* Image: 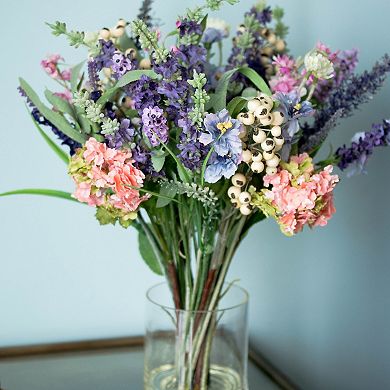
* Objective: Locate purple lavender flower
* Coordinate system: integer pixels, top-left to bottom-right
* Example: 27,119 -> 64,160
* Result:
152,55 -> 180,79
111,52 -> 133,78
248,5 -> 272,25
204,153 -> 240,183
176,45 -> 207,74
226,5 -> 268,82
94,40 -> 116,70
199,109 -> 242,157
105,118 -> 135,149
87,60 -> 100,91
274,92 -> 315,138
177,19 -> 202,37
336,120 -> 390,175
335,49 -> 359,84
176,113 -> 209,170
141,106 -> 169,147
127,75 -> 161,112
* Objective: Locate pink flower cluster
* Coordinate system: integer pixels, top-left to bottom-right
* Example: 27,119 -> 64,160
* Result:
261,154 -> 339,235
54,90 -> 72,103
41,54 -> 71,81
270,54 -> 298,94
71,138 -> 148,212
316,41 -> 339,63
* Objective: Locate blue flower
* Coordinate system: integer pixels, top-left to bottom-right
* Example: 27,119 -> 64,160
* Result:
275,92 -> 315,138
199,109 -> 242,157
204,153 -> 240,183
202,28 -> 224,44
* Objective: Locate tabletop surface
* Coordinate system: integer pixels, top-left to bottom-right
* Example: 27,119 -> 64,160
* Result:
0,347 -> 280,390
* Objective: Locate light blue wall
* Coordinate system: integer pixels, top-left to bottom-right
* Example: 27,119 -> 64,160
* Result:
1,1 -> 389,389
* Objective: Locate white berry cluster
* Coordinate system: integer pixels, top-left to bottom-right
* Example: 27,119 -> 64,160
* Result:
237,93 -> 285,176
228,173 -> 254,216
227,93 -> 286,216
99,19 -> 127,40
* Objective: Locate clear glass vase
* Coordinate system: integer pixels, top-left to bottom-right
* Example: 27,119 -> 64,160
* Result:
144,282 -> 249,390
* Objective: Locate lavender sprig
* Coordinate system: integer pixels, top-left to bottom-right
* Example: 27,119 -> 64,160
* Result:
87,60 -> 100,91
137,0 -> 154,28
335,119 -> 390,174
313,54 -> 390,131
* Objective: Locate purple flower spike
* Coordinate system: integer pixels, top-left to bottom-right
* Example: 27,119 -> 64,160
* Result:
141,106 -> 169,147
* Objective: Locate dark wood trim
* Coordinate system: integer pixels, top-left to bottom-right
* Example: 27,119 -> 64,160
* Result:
0,337 -> 298,389
0,336 -> 143,359
248,346 -> 300,390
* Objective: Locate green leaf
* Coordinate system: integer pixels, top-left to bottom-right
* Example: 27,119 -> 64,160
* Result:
207,67 -> 271,112
19,78 -> 86,144
200,14 -> 208,32
138,227 -> 163,275
241,87 -> 258,98
237,67 -> 272,96
70,61 -> 85,93
207,68 -> 237,112
97,70 -> 159,106
151,154 -> 165,172
44,89 -> 75,118
157,141 -> 191,183
125,185 -> 181,204
156,183 -> 178,208
227,96 -> 248,117
0,189 -> 79,202
27,108 -> 69,164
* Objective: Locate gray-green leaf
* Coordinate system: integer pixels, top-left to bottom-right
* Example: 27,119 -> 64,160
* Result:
207,67 -> 271,112
156,183 -> 178,208
0,188 -> 79,202
70,61 -> 85,93
138,228 -> 163,275
151,154 -> 166,172
44,89 -> 75,118
19,78 -> 86,144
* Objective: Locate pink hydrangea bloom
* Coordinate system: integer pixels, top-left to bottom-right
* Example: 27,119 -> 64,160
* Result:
272,54 -> 296,75
269,74 -> 298,94
70,138 -> 148,213
254,154 -> 339,236
73,182 -> 105,207
313,193 -> 336,227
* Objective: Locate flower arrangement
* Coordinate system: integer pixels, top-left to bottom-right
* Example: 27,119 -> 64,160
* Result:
3,0 -> 390,388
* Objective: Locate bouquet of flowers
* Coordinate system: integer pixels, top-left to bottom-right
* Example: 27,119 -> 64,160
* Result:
4,0 -> 390,388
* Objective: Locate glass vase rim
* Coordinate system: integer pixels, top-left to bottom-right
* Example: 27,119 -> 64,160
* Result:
146,281 -> 249,313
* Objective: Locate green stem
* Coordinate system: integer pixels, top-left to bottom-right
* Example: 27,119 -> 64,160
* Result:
218,41 -> 223,67
190,215 -> 247,370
